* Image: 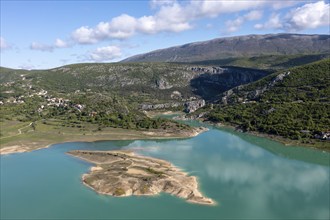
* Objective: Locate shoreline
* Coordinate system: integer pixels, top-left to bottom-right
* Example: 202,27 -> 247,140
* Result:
174,112 -> 329,152
0,126 -> 208,155
206,120 -> 330,152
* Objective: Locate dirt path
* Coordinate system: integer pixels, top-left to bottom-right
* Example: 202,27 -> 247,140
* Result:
0,122 -> 33,139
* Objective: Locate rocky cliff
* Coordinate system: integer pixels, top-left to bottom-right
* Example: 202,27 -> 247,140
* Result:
140,99 -> 206,113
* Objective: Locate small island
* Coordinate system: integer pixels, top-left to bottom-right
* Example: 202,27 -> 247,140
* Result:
67,150 -> 215,205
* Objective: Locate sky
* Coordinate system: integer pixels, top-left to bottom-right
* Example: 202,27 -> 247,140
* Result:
0,0 -> 329,69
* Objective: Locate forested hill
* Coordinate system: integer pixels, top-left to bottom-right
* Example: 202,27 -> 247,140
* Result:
220,59 -> 330,104
205,59 -> 330,149
122,34 -> 330,63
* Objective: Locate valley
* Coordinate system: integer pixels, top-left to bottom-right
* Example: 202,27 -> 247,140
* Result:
1,1 -> 330,218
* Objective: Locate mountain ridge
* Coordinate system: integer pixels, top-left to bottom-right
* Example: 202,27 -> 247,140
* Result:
121,33 -> 330,63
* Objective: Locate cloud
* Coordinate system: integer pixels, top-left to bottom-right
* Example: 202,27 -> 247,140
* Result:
271,0 -> 301,10
72,14 -> 137,44
225,10 -> 263,33
225,18 -> 244,33
54,38 -> 70,48
190,0 -> 265,18
71,3 -> 192,44
0,37 -> 11,50
70,0 -> 287,45
150,0 -> 176,8
244,10 -> 263,21
30,38 -> 71,52
30,42 -> 53,52
47,0 -> 322,46
254,13 -> 283,30
89,46 -> 122,61
255,1 -> 329,31
285,1 -> 330,31
71,26 -> 98,44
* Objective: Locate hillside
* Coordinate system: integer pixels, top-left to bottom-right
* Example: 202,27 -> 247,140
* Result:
0,62 -> 271,149
122,34 -> 330,64
1,42 -> 329,150
0,63 -> 269,104
204,59 -> 330,149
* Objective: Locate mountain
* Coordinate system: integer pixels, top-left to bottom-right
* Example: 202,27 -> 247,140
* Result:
121,34 -> 330,64
204,59 -> 330,149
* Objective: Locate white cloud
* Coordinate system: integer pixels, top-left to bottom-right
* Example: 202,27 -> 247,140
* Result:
105,14 -> 137,38
225,10 -> 263,33
30,42 -> 53,52
244,10 -> 263,21
59,0 -> 321,45
68,0 -> 274,45
54,38 -> 70,48
71,3 -> 192,44
90,46 -> 122,61
72,26 -> 98,44
285,1 -> 330,31
225,18 -> 244,33
153,2 -> 192,32
0,37 -> 11,50
254,23 -> 264,29
271,1 -> 301,10
72,14 -> 137,44
255,1 -> 329,31
254,13 -> 283,30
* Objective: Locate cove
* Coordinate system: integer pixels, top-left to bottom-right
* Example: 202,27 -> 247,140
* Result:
1,125 -> 329,219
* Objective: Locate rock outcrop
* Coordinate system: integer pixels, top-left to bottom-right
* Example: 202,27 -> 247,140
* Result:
140,99 -> 206,113
184,100 -> 206,113
140,102 -> 182,110
68,150 -> 215,205
155,78 -> 172,90
221,71 -> 291,104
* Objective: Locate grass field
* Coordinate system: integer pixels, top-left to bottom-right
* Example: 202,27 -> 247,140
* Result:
0,119 -> 198,154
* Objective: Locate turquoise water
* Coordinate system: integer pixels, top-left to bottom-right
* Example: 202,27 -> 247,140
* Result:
1,126 -> 329,219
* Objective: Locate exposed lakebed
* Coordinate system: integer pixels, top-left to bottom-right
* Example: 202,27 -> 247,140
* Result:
1,124 -> 329,219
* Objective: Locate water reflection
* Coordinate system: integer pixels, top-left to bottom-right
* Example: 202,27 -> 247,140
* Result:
205,155 -> 329,194
119,128 -> 330,219
1,125 -> 329,219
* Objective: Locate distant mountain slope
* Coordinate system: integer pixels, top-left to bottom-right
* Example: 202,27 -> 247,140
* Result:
0,63 -> 269,103
121,34 -> 330,63
205,59 -> 330,149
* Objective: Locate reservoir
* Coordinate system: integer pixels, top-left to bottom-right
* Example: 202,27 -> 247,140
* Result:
1,125 -> 329,219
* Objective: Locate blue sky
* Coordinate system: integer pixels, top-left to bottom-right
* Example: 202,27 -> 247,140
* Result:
1,0 -> 329,69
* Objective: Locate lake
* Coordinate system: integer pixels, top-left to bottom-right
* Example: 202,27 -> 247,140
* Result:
1,125 -> 329,219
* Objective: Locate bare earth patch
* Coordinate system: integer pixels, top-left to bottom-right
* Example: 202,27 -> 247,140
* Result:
67,150 -> 215,206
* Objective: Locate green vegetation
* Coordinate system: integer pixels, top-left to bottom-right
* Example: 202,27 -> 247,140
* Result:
146,167 -> 164,176
1,55 -> 329,151
1,63 -> 195,137
0,93 -> 191,136
123,34 -> 330,64
1,63 -> 198,101
206,59 -> 330,149
191,54 -> 329,70
114,188 -> 126,196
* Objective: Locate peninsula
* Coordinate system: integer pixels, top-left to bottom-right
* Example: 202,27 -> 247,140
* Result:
67,150 -> 215,205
